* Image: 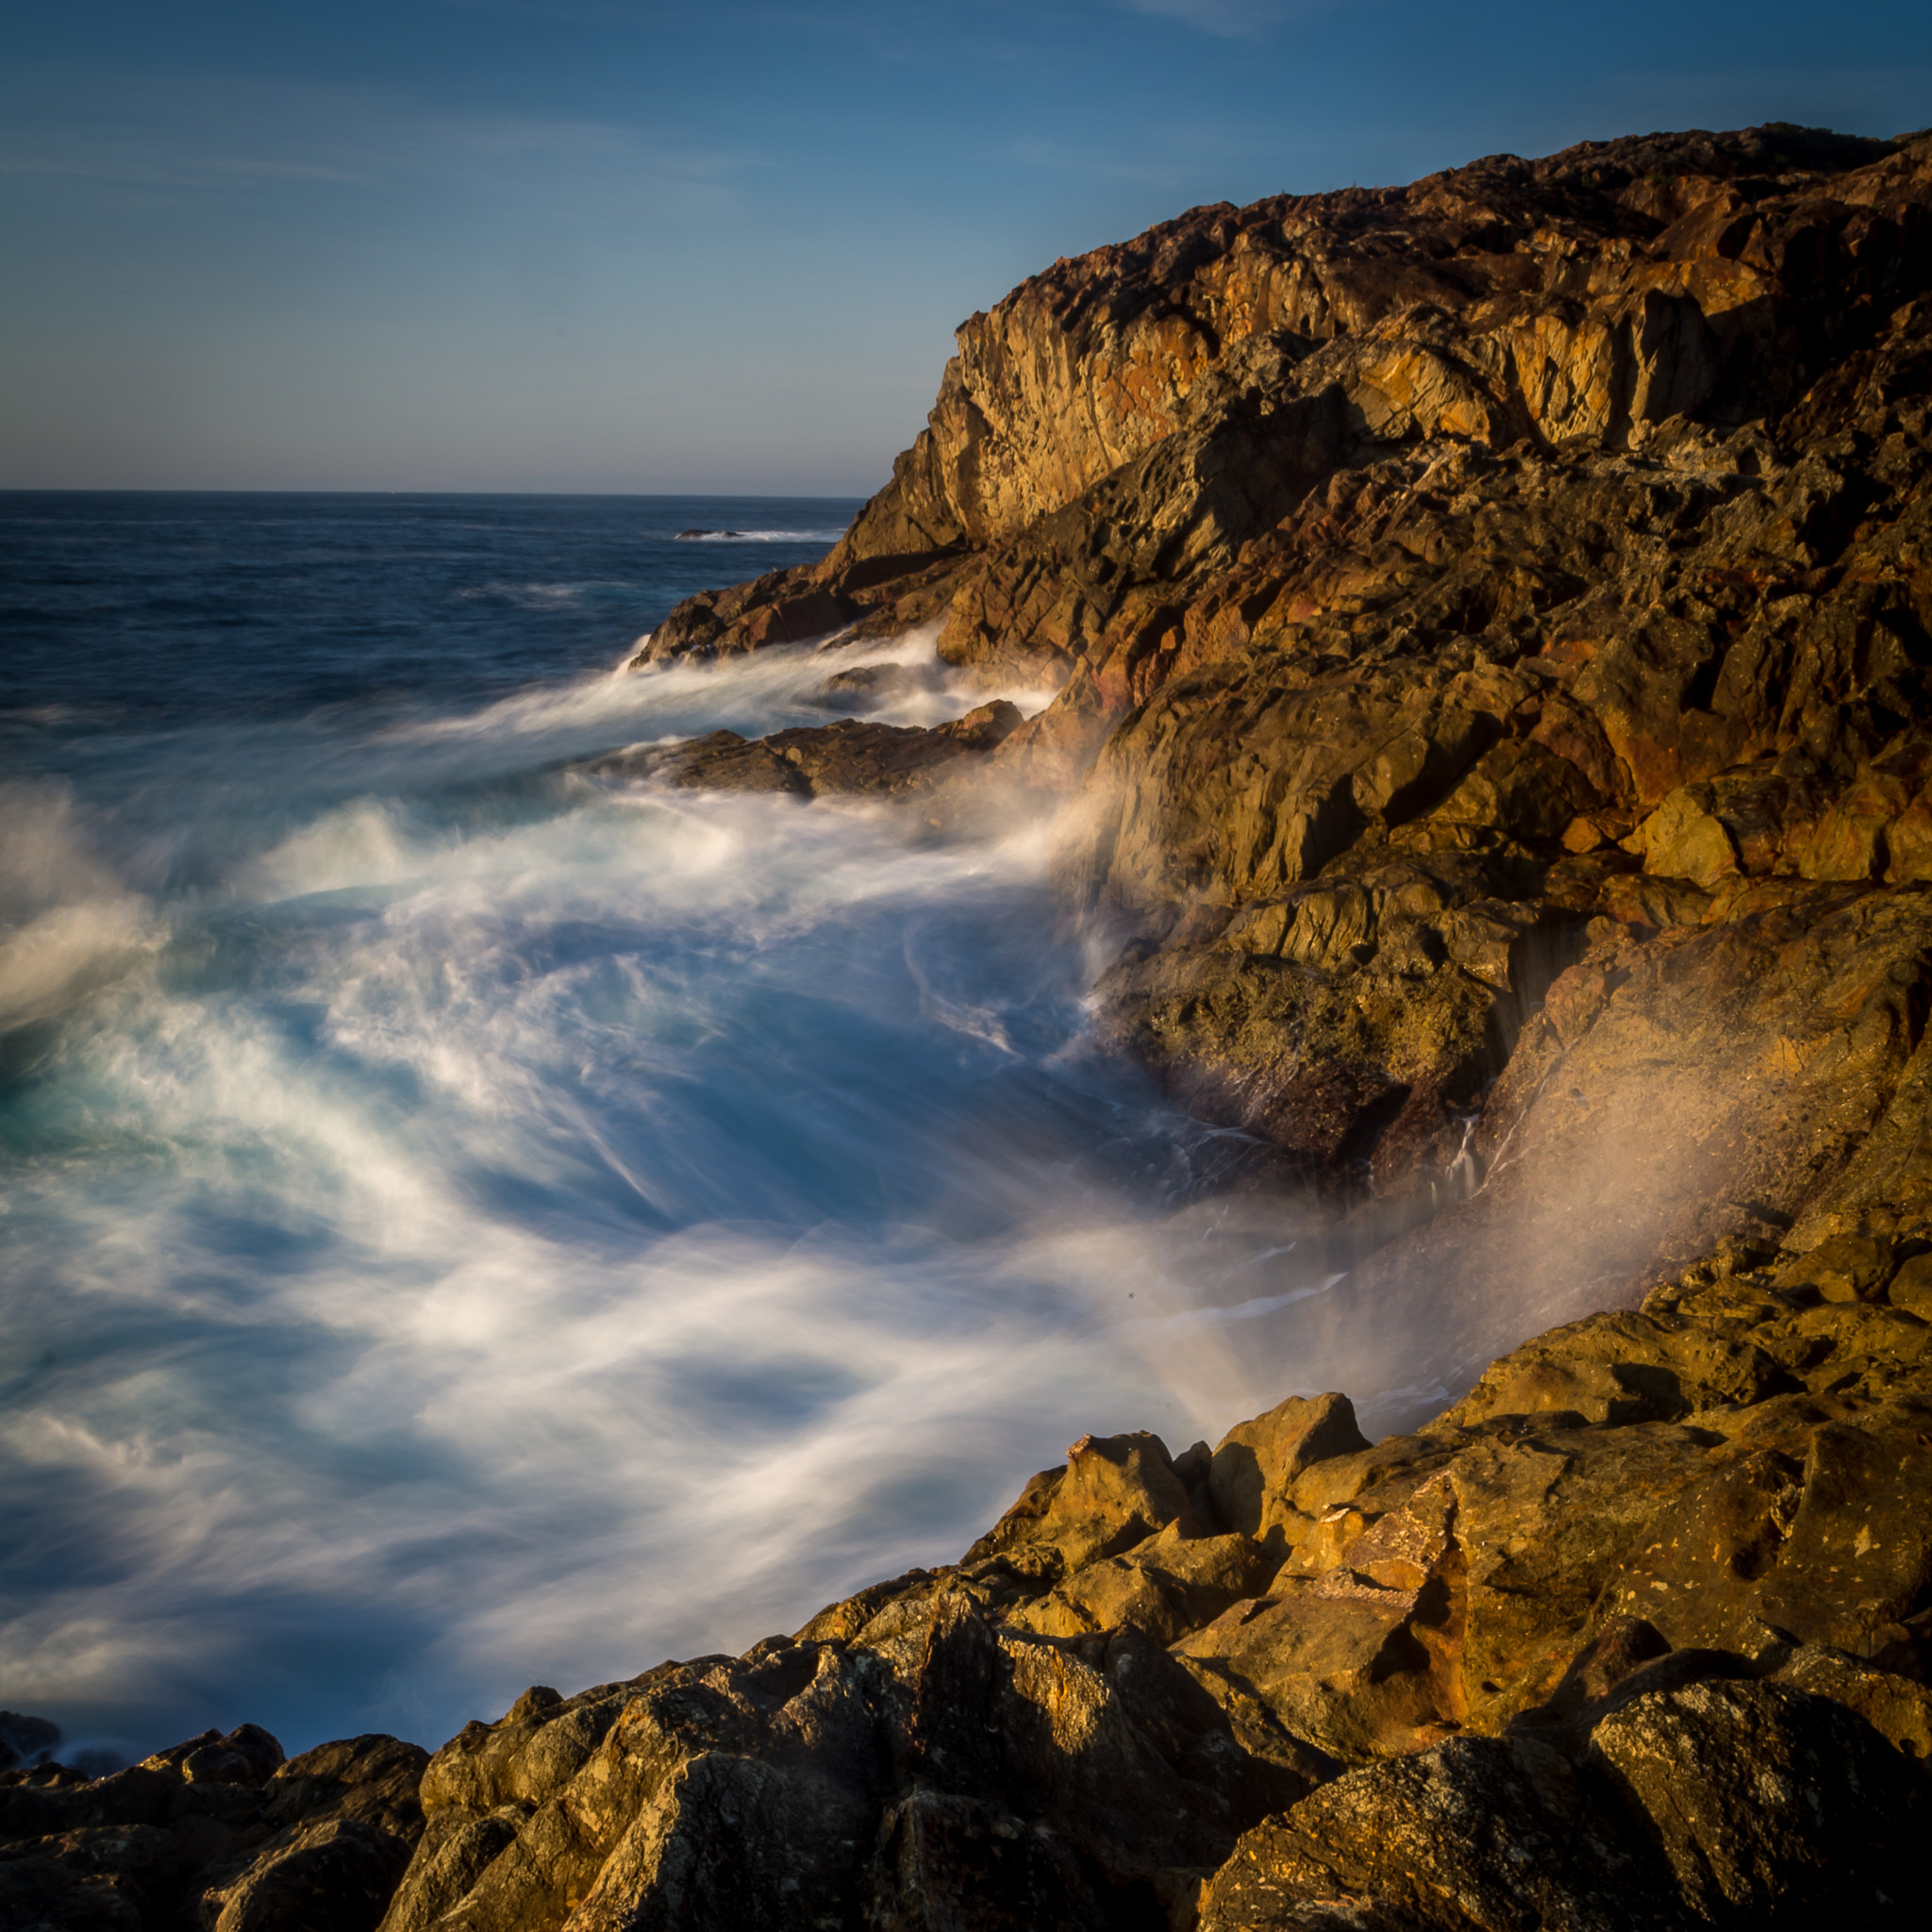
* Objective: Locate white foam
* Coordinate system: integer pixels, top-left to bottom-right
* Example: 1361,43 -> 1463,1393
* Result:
670,529 -> 849,543
2,736 -> 1357,1754
0,784 -> 164,1027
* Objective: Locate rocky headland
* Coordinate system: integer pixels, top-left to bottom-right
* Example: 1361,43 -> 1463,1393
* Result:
9,122 -> 1932,1930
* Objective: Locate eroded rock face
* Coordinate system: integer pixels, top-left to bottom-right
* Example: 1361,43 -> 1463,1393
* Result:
648,123 -> 1926,668
13,1224 -> 1932,1928
363,1592 -> 1318,1932
21,120 -> 1932,1932
632,123 -> 1932,1268
367,1239 -> 1928,1927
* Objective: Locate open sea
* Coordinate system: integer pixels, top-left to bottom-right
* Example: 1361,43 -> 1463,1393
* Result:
0,492 -> 1368,1769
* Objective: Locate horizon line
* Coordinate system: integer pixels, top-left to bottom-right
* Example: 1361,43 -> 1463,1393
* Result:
0,486 -> 874,500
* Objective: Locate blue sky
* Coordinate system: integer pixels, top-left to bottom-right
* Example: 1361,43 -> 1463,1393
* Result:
3,1 -> 1928,492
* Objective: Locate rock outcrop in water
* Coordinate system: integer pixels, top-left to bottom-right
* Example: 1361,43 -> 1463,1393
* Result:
14,123 -> 1932,1930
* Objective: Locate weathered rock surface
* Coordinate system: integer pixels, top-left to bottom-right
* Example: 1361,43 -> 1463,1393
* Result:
586,697 -> 1024,801
633,122 -> 1932,1295
0,1727 -> 425,1932
13,1221 -> 1932,1927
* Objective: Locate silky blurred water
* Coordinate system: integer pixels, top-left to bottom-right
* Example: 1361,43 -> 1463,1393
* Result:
0,494 -> 1359,1767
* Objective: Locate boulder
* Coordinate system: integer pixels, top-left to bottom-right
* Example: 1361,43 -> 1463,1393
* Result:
584,702 -> 1025,802
965,1429 -> 1205,1576
1589,1679 -> 1922,1924
1198,1734 -> 1669,1932
1008,1520 -> 1278,1645
1208,1393 -> 1373,1543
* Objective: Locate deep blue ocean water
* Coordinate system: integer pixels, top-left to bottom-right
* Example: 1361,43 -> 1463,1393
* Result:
0,492 -> 1360,1768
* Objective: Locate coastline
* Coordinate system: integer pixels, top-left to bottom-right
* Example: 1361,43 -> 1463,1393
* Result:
8,119 -> 1932,1930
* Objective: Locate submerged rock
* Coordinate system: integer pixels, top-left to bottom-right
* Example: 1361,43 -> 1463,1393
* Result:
585,699 -> 1024,802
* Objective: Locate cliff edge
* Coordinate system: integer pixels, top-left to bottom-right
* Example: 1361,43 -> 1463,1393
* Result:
635,120 -> 1932,1362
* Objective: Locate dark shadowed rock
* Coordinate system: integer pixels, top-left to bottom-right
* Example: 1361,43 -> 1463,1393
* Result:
584,700 -> 1025,803
363,1589 -> 1314,1932
1200,1732 -> 1676,1932
1589,1678 -> 1922,1924
0,1712 -> 62,1773
0,1728 -> 426,1932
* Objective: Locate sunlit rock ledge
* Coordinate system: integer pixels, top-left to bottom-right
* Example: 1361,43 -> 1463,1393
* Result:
10,118 -> 1932,1929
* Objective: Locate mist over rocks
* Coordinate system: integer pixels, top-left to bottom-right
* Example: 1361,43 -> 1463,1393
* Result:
16,121 -> 1932,1928
636,116 -> 1932,1325
585,698 -> 1025,801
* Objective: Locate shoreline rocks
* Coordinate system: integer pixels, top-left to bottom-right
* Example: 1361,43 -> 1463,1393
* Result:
13,1225 -> 1932,1928
618,117 -> 1932,1354
636,121 -> 1932,1230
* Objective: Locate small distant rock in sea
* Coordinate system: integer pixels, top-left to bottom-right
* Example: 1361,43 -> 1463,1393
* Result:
672,529 -> 744,541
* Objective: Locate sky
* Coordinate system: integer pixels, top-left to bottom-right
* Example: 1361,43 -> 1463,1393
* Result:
2,1 -> 1928,494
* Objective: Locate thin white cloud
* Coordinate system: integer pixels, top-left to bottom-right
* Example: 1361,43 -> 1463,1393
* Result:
1119,0 -> 1311,37
0,66 -> 758,221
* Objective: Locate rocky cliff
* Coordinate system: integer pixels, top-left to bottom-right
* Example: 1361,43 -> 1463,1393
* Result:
10,122 -> 1932,1931
641,118 -> 1932,1381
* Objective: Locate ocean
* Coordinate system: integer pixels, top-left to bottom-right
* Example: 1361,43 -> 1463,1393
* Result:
0,492 -> 1370,1769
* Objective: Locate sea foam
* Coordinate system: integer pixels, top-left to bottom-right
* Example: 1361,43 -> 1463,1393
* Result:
0,639 -> 1331,1763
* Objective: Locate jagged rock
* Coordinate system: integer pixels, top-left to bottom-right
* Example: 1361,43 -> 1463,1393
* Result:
585,700 -> 1024,801
1770,1230 -> 1899,1301
1208,1393 -> 1373,1545
634,123 -> 1932,1250
1200,1674 -> 1924,1930
1008,1519 -> 1278,1645
1437,1309 -> 1790,1428
965,1428 -> 1206,1575
21,1199 -> 1932,1928
1771,1643 -> 1932,1764
367,1591 -> 1313,1932
1885,1250 -> 1932,1314
1588,1678 -> 1921,1924
1198,1733 -> 1675,1932
139,1722 -> 283,1789
0,1730 -> 425,1932
25,119 -> 1932,1932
